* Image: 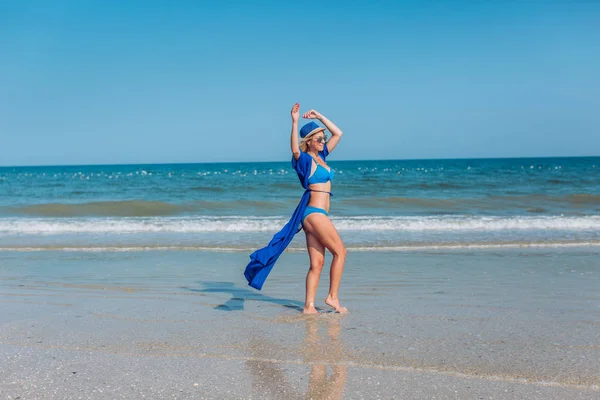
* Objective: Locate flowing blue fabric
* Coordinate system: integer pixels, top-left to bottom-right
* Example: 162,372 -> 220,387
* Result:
244,144 -> 330,290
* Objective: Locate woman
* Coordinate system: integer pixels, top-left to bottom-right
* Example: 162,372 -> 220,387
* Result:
290,103 -> 347,314
244,103 -> 347,314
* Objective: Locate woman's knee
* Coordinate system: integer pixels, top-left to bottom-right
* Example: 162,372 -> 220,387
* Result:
332,245 -> 347,258
310,256 -> 325,271
311,260 -> 325,271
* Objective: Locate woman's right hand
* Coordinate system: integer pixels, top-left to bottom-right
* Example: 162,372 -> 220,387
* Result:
291,103 -> 300,123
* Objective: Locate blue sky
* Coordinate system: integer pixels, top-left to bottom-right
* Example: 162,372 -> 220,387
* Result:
1,1 -> 599,166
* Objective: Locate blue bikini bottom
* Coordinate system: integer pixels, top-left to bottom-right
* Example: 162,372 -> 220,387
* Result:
302,206 -> 329,225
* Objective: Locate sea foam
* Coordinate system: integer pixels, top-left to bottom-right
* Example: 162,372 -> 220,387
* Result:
1,215 -> 599,235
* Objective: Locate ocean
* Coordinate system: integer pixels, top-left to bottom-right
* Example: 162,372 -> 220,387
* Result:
1,156 -> 599,252
2,157 -> 600,396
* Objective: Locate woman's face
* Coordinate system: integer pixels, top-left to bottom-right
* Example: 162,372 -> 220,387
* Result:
308,133 -> 327,152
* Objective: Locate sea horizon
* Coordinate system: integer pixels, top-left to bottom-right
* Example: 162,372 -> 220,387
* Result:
2,154 -> 599,169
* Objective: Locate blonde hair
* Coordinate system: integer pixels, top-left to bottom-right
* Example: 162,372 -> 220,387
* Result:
300,136 -> 311,153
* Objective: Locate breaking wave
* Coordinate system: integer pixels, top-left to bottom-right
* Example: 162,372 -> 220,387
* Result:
1,215 -> 599,234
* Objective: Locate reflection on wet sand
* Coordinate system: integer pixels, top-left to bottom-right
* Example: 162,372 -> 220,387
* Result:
303,315 -> 347,400
246,315 -> 348,400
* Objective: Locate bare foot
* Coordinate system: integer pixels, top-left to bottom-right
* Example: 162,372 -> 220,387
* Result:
303,302 -> 319,314
325,295 -> 348,313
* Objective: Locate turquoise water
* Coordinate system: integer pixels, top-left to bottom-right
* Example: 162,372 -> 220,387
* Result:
1,157 -> 599,250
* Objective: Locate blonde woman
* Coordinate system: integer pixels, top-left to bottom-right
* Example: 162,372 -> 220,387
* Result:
244,103 -> 347,314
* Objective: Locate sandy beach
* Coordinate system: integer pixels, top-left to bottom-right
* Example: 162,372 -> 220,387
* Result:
1,249 -> 599,399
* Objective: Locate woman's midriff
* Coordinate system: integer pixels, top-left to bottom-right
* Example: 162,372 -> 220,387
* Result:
308,182 -> 331,212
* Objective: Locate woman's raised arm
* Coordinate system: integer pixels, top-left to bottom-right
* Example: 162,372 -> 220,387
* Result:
290,103 -> 301,160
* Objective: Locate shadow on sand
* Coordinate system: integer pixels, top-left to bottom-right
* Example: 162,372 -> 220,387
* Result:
180,281 -> 305,312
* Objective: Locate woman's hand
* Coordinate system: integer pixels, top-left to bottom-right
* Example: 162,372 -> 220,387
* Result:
302,109 -> 322,120
291,103 -> 300,123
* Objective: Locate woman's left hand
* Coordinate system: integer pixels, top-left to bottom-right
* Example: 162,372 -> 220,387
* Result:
302,109 -> 322,120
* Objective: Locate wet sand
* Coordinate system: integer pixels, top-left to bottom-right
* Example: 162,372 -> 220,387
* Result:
1,249 -> 599,399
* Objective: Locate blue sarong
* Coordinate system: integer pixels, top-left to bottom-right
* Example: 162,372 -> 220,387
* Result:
243,144 -> 330,290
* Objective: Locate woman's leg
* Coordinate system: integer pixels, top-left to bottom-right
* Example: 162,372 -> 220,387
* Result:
304,231 -> 325,314
303,214 -> 348,312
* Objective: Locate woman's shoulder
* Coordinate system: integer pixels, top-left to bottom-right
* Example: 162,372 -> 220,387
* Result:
292,151 -> 312,168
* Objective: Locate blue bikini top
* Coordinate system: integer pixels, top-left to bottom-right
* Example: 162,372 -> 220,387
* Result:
307,158 -> 334,185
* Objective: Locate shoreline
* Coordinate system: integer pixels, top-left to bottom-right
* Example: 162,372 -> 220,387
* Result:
2,239 -> 600,252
